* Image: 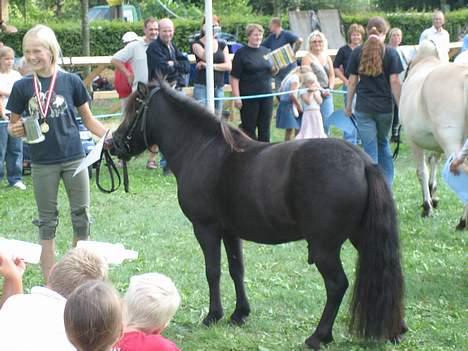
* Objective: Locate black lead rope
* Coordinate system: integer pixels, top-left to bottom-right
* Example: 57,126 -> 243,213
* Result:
392,124 -> 402,160
95,149 -> 129,193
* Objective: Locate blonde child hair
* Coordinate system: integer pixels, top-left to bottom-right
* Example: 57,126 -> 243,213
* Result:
124,272 -> 181,333
0,45 -> 14,60
22,24 -> 62,66
64,280 -> 123,351
47,247 -> 108,298
301,71 -> 319,87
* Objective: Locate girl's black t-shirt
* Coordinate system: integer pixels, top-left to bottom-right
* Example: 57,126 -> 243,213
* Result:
346,45 -> 403,114
193,39 -> 227,88
231,45 -> 273,95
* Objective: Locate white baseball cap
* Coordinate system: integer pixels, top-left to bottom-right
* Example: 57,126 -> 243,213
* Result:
122,31 -> 139,44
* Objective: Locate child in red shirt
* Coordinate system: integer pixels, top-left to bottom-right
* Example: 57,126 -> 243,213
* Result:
116,273 -> 181,351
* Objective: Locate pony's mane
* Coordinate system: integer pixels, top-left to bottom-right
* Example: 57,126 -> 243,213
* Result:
123,80 -> 248,152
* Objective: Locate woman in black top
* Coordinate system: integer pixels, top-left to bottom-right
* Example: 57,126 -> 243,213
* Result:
192,16 -> 232,116
345,17 -> 403,187
231,24 -> 273,142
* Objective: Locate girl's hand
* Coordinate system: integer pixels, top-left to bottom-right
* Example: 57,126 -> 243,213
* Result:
344,106 -> 353,117
234,99 -> 243,109
449,157 -> 463,175
196,61 -> 206,70
321,88 -> 330,97
8,120 -> 25,138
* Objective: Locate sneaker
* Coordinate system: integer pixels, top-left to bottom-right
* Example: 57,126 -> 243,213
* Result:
146,160 -> 158,170
12,181 -> 26,190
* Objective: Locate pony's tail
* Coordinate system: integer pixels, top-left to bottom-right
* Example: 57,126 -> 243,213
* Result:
349,163 -> 404,340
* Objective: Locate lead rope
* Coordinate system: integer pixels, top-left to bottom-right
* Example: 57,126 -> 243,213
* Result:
95,149 -> 129,193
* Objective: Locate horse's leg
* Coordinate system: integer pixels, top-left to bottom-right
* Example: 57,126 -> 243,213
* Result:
427,152 -> 441,208
411,144 -> 433,216
193,223 -> 224,325
305,246 -> 348,350
456,205 -> 468,231
223,235 -> 251,325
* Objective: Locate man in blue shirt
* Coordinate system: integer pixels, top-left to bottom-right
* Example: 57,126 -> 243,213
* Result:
262,18 -> 303,92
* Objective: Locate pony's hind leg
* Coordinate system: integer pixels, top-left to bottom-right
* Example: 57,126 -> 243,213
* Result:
305,246 -> 348,350
413,147 -> 433,216
193,223 -> 224,325
428,153 -> 441,208
456,205 -> 468,231
223,235 -> 251,325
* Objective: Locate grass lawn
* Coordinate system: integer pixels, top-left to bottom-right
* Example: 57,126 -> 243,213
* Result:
0,98 -> 466,350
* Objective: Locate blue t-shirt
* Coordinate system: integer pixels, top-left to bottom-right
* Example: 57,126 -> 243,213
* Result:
262,30 -> 299,77
346,45 -> 403,114
7,70 -> 89,164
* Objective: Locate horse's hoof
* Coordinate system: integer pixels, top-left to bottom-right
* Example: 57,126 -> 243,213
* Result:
305,334 -> 333,350
229,306 -> 251,326
202,311 -> 223,326
432,198 -> 439,209
455,218 -> 467,231
421,202 -> 433,217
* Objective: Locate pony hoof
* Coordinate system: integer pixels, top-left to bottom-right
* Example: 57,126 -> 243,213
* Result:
421,202 -> 433,217
432,198 -> 439,209
305,334 -> 333,350
455,218 -> 467,231
202,312 -> 223,326
229,307 -> 251,326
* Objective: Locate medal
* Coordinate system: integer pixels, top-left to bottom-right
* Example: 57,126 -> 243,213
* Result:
33,69 -> 58,132
41,122 -> 50,133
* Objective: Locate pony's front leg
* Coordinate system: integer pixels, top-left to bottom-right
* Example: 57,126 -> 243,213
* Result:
223,235 -> 251,325
193,223 -> 224,325
412,145 -> 433,216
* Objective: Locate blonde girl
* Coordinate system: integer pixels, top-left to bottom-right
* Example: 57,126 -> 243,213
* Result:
7,25 -> 109,281
301,30 -> 335,132
0,46 -> 24,189
296,72 -> 326,139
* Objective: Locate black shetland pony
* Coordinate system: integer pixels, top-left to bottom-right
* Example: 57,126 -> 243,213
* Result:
111,81 -> 406,350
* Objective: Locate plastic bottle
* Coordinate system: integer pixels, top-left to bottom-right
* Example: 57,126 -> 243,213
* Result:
76,240 -> 138,264
0,238 -> 42,264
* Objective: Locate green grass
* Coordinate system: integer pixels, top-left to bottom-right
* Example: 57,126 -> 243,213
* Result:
0,100 -> 467,350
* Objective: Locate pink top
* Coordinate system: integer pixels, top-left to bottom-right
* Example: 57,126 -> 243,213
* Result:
115,331 -> 181,351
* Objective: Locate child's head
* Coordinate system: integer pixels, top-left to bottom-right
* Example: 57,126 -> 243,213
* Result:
64,280 -> 123,351
22,24 -> 62,72
302,72 -> 319,87
124,272 -> 181,334
0,46 -> 15,70
47,247 -> 108,298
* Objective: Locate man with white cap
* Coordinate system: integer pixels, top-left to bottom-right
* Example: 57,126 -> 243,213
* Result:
112,18 -> 159,169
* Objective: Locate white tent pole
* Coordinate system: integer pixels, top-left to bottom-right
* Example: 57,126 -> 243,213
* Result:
204,0 -> 215,114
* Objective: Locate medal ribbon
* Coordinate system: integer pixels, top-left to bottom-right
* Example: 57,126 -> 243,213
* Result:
33,69 -> 58,122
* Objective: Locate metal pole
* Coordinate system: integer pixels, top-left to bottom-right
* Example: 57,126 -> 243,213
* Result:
204,0 -> 215,113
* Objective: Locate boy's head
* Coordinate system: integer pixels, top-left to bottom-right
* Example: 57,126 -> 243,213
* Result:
64,280 -> 123,351
124,272 -> 180,333
47,247 -> 108,298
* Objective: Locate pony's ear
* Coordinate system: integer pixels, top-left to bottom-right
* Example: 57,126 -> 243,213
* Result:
137,82 -> 149,98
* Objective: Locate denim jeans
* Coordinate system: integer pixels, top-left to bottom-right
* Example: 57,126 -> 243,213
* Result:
320,93 -> 334,134
354,110 -> 394,187
0,124 -> 23,185
193,84 -> 224,116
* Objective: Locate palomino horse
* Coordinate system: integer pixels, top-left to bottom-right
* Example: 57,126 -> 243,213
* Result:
111,81 -> 406,350
400,40 -> 468,230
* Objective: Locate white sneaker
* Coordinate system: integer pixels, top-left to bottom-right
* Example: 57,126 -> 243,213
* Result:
12,181 -> 26,190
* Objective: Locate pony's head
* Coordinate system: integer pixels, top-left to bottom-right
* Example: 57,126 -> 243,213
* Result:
111,82 -> 156,161
410,40 -> 443,67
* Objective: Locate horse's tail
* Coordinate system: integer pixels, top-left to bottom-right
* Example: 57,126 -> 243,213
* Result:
349,163 -> 404,340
